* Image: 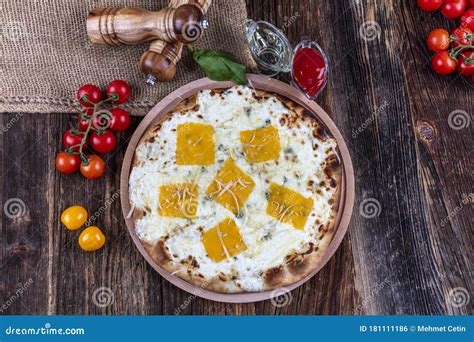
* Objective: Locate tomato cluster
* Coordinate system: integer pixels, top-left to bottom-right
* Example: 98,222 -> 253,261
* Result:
55,80 -> 132,179
418,0 -> 474,80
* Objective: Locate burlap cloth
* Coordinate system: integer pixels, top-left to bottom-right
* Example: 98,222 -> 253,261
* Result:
0,0 -> 255,115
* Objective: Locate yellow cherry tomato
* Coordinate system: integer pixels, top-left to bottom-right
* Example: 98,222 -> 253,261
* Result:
78,226 -> 106,251
61,206 -> 88,230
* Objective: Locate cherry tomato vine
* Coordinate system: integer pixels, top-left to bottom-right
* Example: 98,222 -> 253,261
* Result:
56,80 -> 132,179
418,0 -> 474,81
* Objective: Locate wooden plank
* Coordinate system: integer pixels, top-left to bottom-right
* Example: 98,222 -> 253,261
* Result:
244,0 -> 359,315
0,113 -> 52,314
0,0 -> 472,316
399,1 -> 473,315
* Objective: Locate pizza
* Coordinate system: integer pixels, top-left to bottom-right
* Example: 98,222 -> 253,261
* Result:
128,85 -> 341,293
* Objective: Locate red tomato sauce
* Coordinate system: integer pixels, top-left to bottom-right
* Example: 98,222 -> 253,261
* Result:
292,47 -> 327,97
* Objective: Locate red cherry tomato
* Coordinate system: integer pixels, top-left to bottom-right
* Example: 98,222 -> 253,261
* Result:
109,108 -> 131,131
441,0 -> 467,19
81,107 -> 95,116
460,8 -> 474,31
90,130 -> 117,154
77,115 -> 90,132
76,84 -> 102,107
432,51 -> 458,74
80,154 -> 105,179
427,29 -> 450,52
451,27 -> 473,48
63,129 -> 88,152
55,151 -> 81,174
417,0 -> 445,11
457,51 -> 474,75
468,0 -> 474,6
105,80 -> 131,104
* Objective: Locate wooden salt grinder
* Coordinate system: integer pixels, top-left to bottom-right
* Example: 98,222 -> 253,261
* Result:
87,4 -> 206,46
140,0 -> 212,85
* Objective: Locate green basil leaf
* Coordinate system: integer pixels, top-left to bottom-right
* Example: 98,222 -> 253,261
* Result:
188,47 -> 247,85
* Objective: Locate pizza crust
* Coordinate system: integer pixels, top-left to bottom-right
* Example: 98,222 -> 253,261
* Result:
143,239 -> 243,293
130,87 -> 342,293
263,156 -> 342,290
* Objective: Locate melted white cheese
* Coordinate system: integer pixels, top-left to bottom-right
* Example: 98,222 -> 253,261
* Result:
129,86 -> 338,291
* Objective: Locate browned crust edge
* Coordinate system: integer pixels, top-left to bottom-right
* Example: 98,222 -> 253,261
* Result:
263,151 -> 342,290
131,86 -> 342,293
143,239 -> 242,293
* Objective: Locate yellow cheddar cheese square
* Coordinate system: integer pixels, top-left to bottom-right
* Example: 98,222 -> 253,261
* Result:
158,183 -> 199,219
206,158 -> 255,215
266,183 -> 314,230
240,125 -> 281,163
201,217 -> 247,262
176,122 -> 215,165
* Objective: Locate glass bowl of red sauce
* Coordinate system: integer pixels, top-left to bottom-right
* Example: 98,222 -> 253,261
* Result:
291,39 -> 329,100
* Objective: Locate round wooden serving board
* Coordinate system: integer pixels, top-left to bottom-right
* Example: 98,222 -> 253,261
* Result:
120,74 -> 355,303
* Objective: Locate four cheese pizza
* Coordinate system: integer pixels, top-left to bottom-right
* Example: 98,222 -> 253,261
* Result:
128,85 -> 341,293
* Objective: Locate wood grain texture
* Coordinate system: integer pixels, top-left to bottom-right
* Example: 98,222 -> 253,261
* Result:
140,0 -> 212,82
87,5 -> 204,45
0,0 -> 472,315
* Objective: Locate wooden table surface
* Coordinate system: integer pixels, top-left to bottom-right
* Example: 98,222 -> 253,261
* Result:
1,0 -> 472,315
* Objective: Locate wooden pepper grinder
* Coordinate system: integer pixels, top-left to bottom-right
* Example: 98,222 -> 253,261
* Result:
140,0 -> 212,85
86,4 -> 207,46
